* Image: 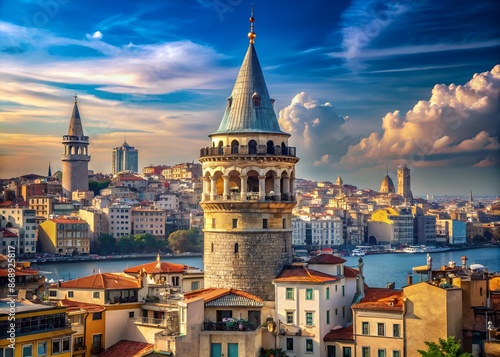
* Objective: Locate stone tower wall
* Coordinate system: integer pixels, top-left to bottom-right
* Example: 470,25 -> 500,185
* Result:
62,160 -> 89,196
204,230 -> 292,301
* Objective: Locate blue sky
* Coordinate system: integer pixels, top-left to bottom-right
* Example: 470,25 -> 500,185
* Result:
0,0 -> 499,196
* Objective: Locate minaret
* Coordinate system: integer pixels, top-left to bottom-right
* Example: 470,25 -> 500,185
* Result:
397,162 -> 412,204
61,95 -> 90,197
199,9 -> 299,301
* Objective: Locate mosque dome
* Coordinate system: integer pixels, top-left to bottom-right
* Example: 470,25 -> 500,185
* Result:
380,174 -> 395,193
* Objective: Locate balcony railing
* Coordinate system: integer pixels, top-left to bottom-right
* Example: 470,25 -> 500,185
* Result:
202,321 -> 260,332
204,193 -> 296,203
131,317 -> 167,327
200,145 -> 297,158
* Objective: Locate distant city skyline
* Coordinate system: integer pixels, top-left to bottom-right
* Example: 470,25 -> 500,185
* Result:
0,0 -> 499,196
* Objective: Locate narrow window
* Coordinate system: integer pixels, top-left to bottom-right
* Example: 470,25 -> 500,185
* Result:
393,324 -> 400,337
211,242 -> 214,252
306,288 -> 313,300
378,349 -> 386,357
377,323 -> 385,336
362,321 -> 369,335
286,287 -> 294,300
326,310 -> 330,324
286,311 -> 294,324
232,218 -> 238,228
263,219 -> 268,229
326,287 -> 330,300
283,218 -> 286,229
212,218 -> 216,229
306,312 -> 313,325
234,243 -> 239,254
306,339 -> 313,352
252,93 -> 260,107
362,347 -> 370,357
286,338 -> 293,351
343,347 -> 352,357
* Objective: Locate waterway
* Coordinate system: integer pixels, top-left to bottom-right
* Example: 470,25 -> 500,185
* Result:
36,247 -> 500,289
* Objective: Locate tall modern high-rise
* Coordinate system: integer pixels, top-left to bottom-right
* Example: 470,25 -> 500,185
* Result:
112,141 -> 139,174
199,12 -> 299,301
398,163 -> 413,203
61,95 -> 90,197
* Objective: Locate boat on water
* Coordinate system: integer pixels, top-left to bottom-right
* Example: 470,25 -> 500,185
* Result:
350,248 -> 366,257
404,245 -> 451,254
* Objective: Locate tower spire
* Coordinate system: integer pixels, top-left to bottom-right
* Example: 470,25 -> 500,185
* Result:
248,4 -> 256,44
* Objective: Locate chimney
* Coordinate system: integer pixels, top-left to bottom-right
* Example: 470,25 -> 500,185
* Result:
357,258 -> 365,298
461,256 -> 468,269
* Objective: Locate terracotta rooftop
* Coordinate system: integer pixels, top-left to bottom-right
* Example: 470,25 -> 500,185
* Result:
308,254 -> 347,265
59,273 -> 140,290
184,287 -> 263,304
343,266 -> 359,278
117,176 -> 146,181
352,287 -> 403,311
274,265 -> 339,284
98,340 -> 153,357
124,260 -> 186,274
0,228 -> 18,238
323,325 -> 354,341
58,298 -> 105,313
0,268 -> 39,277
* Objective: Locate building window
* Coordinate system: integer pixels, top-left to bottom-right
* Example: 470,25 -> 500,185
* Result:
22,344 -> 32,357
393,351 -> 401,357
234,242 -> 239,254
92,334 -> 102,351
211,218 -> 216,228
93,312 -> 102,320
129,311 -> 135,318
378,323 -> 385,336
326,310 -> 330,324
342,285 -> 345,296
306,288 -> 313,300
343,347 -> 352,357
49,290 -> 57,297
52,339 -> 61,354
263,219 -> 268,229
37,341 -> 47,356
362,322 -> 369,335
191,281 -> 199,290
362,347 -> 370,357
286,338 -> 294,351
211,242 -> 214,252
306,312 -> 313,326
378,350 -> 386,357
306,339 -> 313,353
286,311 -> 294,324
232,218 -> 238,228
393,324 -> 400,337
62,337 -> 70,353
74,336 -> 83,350
326,287 -> 330,300
68,291 -> 74,298
286,287 -> 294,300
342,306 -> 345,318
93,292 -> 100,299
172,276 -> 179,286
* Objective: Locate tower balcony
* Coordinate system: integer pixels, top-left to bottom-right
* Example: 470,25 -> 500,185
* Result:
61,154 -> 91,161
62,135 -> 89,144
200,144 -> 297,159
202,192 -> 295,203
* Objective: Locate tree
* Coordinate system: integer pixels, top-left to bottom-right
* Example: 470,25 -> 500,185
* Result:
417,336 -> 473,357
97,234 -> 116,254
88,180 -> 110,196
168,228 -> 203,254
116,235 -> 135,253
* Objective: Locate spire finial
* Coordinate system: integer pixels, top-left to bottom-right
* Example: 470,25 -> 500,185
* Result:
74,94 -> 78,103
386,163 -> 389,175
248,4 -> 256,44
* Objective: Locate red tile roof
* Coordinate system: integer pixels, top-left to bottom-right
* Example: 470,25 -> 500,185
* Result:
308,254 -> 347,264
0,228 -> 18,238
353,288 -> 403,311
0,269 -> 39,277
273,265 -> 339,284
118,176 -> 146,181
98,340 -> 153,357
59,273 -> 140,289
184,287 -> 263,303
323,325 -> 354,341
123,261 -> 186,274
58,298 -> 105,313
343,266 -> 359,278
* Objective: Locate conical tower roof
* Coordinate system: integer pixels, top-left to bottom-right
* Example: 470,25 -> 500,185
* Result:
212,13 -> 286,136
67,95 -> 85,136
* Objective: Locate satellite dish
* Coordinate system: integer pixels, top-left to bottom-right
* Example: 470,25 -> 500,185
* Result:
279,328 -> 286,335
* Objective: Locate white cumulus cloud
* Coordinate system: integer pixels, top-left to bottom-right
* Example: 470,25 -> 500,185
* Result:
86,31 -> 103,40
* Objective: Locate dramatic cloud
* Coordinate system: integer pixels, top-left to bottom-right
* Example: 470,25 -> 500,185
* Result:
278,92 -> 351,168
340,65 -> 500,169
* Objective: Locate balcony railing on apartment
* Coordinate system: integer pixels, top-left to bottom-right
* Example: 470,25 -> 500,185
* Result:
202,320 -> 260,332
131,317 -> 167,327
205,193 -> 296,203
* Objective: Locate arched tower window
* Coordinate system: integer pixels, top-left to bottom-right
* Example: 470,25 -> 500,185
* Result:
281,142 -> 288,155
218,141 -> 224,155
234,242 -> 239,254
231,140 -> 239,154
248,140 -> 257,155
252,93 -> 260,107
227,96 -> 233,108
267,140 -> 275,154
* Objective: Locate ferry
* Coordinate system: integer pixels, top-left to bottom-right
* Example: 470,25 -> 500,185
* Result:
404,245 -> 451,254
350,248 -> 366,257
